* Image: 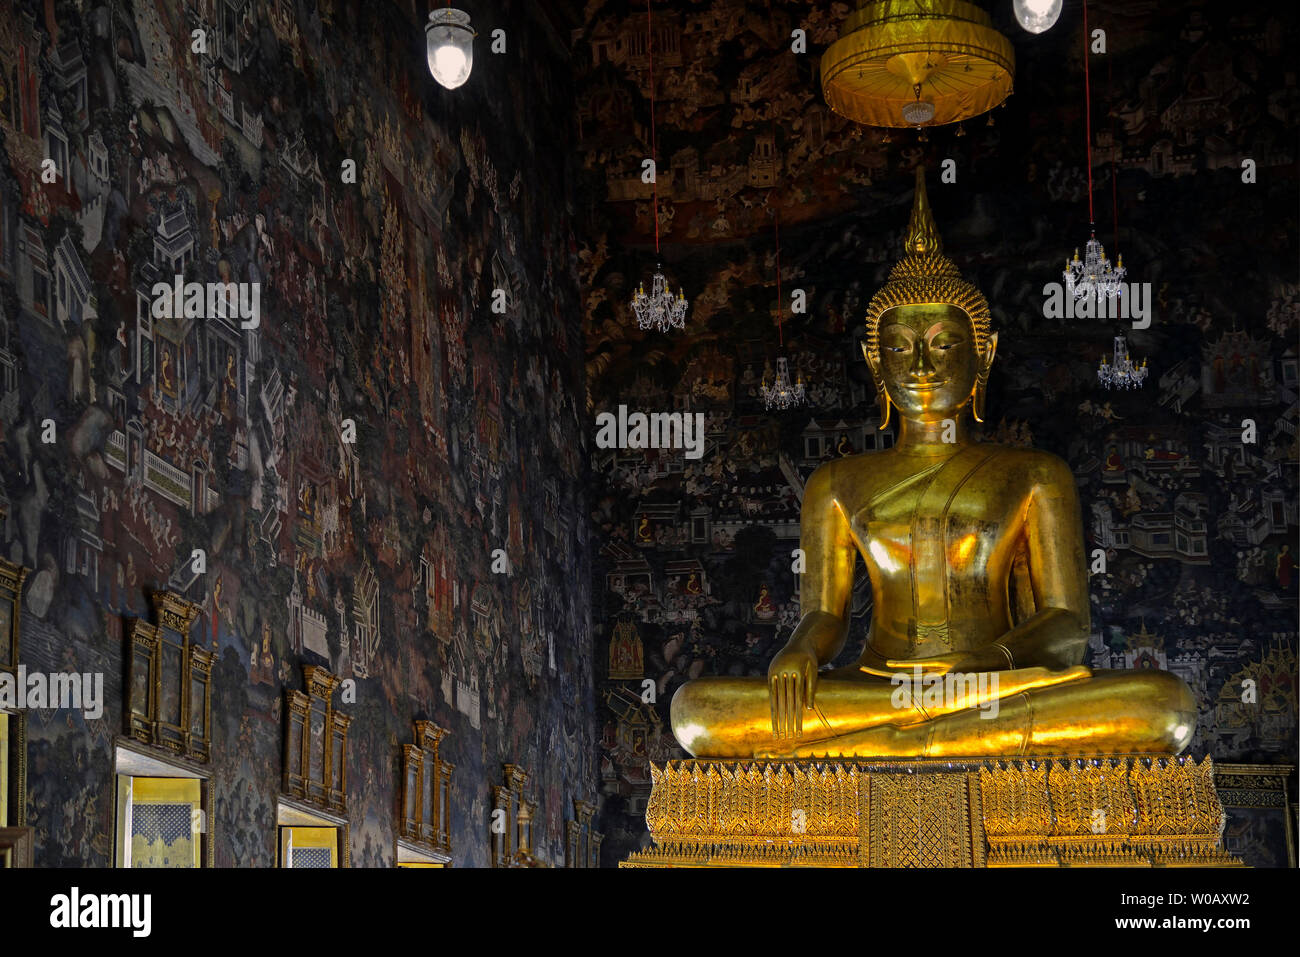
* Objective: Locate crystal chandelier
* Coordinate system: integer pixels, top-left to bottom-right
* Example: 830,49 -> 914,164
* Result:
1063,0 -> 1133,303
761,357 -> 806,410
631,266 -> 688,332
1064,227 -> 1126,301
1097,334 -> 1148,390
629,0 -> 689,333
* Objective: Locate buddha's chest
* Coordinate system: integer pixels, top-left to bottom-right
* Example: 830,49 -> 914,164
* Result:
844,453 -> 1029,647
851,498 -> 1018,579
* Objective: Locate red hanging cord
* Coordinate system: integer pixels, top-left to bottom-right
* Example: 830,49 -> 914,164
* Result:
646,0 -> 659,255
774,206 -> 783,348
1082,0 -> 1094,226
1108,55 -> 1119,254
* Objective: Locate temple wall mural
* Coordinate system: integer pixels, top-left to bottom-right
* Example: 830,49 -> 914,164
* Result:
0,0 -> 594,867
0,0 -> 1294,876
573,0 -> 1297,866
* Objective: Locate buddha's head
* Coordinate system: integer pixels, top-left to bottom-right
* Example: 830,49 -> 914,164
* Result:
863,167 -> 998,427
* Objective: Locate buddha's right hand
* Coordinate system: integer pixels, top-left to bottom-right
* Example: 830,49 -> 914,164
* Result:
768,640 -> 819,739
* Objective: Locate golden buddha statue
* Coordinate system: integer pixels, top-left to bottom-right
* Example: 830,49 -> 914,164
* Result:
671,168 -> 1196,760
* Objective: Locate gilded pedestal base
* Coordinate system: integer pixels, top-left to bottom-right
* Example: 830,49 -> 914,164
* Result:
620,756 -> 1242,867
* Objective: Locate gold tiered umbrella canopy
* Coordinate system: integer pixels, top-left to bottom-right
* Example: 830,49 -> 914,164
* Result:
820,0 -> 1015,128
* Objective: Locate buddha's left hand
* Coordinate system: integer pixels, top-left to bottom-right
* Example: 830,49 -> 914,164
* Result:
862,646 -> 1014,676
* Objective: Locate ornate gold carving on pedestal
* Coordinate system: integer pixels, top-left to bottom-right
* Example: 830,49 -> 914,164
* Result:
869,769 -> 976,867
981,757 -> 1237,867
622,757 -> 1241,867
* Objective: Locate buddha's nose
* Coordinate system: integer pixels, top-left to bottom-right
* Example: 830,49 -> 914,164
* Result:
910,341 -> 937,377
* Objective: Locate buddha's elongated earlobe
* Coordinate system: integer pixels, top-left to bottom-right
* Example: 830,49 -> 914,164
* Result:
972,331 -> 998,424
862,340 -> 891,429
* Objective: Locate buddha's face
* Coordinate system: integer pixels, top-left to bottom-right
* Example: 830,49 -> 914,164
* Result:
869,303 -> 994,420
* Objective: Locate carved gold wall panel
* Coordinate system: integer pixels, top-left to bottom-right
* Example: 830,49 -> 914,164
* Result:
283,665 -> 351,814
566,798 -> 603,868
0,532 -> 29,834
125,591 -> 212,762
493,764 -> 544,867
398,720 -> 453,856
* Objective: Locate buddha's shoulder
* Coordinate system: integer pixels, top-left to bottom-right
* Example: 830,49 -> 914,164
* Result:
976,444 -> 1077,483
806,444 -> 1076,489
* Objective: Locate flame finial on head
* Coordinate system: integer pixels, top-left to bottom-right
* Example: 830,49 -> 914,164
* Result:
904,164 -> 942,256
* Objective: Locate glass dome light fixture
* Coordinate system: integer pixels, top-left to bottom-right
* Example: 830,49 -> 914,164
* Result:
901,82 -> 936,128
1013,0 -> 1063,34
426,8 -> 476,90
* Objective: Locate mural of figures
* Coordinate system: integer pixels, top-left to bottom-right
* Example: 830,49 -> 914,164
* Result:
0,0 -> 1293,872
0,0 -> 596,867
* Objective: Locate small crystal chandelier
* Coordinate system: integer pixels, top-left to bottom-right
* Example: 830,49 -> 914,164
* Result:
1097,334 -> 1148,390
1065,226 -> 1126,301
426,8 -> 475,90
761,357 -> 806,410
631,266 -> 688,332
628,1 -> 688,333
1063,1 -> 1134,303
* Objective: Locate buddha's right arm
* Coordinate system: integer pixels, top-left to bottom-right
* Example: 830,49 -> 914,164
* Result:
785,463 -> 856,667
788,610 -> 850,665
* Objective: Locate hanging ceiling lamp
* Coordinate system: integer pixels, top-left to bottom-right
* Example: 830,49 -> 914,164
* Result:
759,207 -> 805,411
762,357 -> 806,411
1097,334 -> 1148,390
1013,0 -> 1063,34
629,0 -> 687,332
426,7 -> 476,90
632,269 -> 688,332
1064,232 -> 1124,301
820,0 -> 1014,130
1063,0 -> 1126,301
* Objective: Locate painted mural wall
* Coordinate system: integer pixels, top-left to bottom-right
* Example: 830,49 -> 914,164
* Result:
0,0 -> 595,866
574,0 -> 1298,866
